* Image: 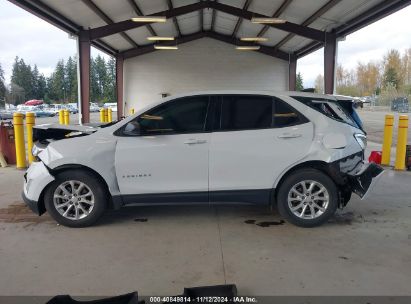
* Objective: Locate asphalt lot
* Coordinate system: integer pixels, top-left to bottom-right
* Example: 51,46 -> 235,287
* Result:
0,109 -> 410,297
358,108 -> 411,145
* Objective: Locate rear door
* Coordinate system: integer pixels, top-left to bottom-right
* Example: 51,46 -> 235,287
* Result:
209,95 -> 314,201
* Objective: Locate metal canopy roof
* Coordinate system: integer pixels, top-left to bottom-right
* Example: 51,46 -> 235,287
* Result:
9,0 -> 411,61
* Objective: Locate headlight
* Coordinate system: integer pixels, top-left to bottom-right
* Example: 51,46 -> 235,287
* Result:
31,144 -> 45,157
354,133 -> 367,150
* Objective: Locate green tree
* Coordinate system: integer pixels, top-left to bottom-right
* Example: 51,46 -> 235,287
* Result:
65,56 -> 78,102
296,72 -> 304,91
48,59 -> 66,102
90,55 -> 110,103
383,67 -> 399,89
10,57 -> 34,102
104,57 -> 116,103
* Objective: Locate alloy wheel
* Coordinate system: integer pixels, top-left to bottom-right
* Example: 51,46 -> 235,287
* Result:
53,180 -> 95,220
287,180 -> 329,219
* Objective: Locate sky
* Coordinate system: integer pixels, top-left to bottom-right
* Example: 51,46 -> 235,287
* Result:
0,0 -> 410,86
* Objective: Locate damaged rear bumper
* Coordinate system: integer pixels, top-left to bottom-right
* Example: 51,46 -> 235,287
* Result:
336,152 -> 384,199
347,162 -> 384,199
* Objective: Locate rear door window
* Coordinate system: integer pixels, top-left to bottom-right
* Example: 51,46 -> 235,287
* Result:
220,95 -> 273,131
273,99 -> 306,128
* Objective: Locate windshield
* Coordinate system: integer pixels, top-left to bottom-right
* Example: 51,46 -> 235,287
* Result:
291,96 -> 362,129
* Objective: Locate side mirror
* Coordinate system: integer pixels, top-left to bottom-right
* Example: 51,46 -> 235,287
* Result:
123,121 -> 141,136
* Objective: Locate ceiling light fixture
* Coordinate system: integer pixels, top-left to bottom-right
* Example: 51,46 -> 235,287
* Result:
251,17 -> 286,24
235,46 -> 261,51
240,37 -> 268,42
131,16 -> 166,23
147,36 -> 175,41
154,45 -> 178,50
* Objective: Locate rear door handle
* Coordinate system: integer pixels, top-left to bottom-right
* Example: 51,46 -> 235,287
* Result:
278,133 -> 302,139
184,139 -> 207,145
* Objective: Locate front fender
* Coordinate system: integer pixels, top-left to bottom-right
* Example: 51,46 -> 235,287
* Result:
39,135 -> 121,197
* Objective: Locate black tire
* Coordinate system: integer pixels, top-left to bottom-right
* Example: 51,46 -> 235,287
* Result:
277,169 -> 338,228
44,170 -> 108,228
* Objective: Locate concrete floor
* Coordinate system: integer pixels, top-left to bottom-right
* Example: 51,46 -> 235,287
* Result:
0,167 -> 410,297
0,110 -> 410,297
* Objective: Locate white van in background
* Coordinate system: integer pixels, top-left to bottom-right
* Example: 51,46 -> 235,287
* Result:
104,103 -> 117,112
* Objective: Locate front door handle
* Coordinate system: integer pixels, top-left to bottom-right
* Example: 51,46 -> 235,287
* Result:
278,133 -> 302,139
184,139 -> 207,145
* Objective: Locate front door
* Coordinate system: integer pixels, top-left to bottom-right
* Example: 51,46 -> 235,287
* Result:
115,96 -> 210,199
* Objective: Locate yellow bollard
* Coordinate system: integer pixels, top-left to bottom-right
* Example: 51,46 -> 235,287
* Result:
394,115 -> 409,170
58,109 -> 65,124
130,108 -> 135,115
63,109 -> 70,125
381,114 -> 394,166
100,109 -> 105,123
13,112 -> 26,169
25,112 -> 35,164
107,108 -> 113,122
104,108 -> 108,123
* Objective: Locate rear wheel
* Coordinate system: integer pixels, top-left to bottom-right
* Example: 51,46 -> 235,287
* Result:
44,170 -> 107,228
277,169 -> 338,227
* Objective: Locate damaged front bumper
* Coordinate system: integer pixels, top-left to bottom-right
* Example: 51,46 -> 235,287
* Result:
23,161 -> 55,215
337,152 -> 384,199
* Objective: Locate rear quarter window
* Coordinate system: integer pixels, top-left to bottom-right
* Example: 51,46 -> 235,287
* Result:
291,96 -> 360,128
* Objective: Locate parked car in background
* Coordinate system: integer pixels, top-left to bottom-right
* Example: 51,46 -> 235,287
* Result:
32,108 -> 56,117
0,110 -> 13,120
90,102 -> 100,112
16,104 -> 37,114
48,104 -> 66,114
104,102 -> 117,112
391,97 -> 409,113
66,103 -> 79,114
24,91 -> 383,228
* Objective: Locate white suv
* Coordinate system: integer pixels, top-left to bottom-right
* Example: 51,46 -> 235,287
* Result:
23,91 -> 383,228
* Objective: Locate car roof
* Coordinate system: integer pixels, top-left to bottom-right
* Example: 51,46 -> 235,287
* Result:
158,90 -> 339,102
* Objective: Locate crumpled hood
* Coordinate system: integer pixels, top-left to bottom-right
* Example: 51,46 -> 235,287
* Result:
33,123 -> 97,142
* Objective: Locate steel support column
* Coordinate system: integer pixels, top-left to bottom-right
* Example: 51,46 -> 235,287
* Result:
116,55 -> 124,120
324,33 -> 337,94
289,56 -> 297,91
78,32 -> 91,124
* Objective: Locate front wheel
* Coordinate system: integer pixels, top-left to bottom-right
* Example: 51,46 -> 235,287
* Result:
44,170 -> 107,228
277,169 -> 338,227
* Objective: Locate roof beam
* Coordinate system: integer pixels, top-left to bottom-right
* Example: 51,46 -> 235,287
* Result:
273,0 -> 341,50
231,0 -> 252,37
257,0 -> 293,37
211,2 -> 217,31
207,31 -> 290,61
199,6 -> 204,31
335,0 -> 411,37
295,0 -> 411,58
81,0 -> 139,48
167,0 -> 182,37
87,1 -> 324,42
121,32 -> 206,59
89,1 -> 207,40
209,1 -> 325,42
120,31 -> 291,61
126,0 -> 157,36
